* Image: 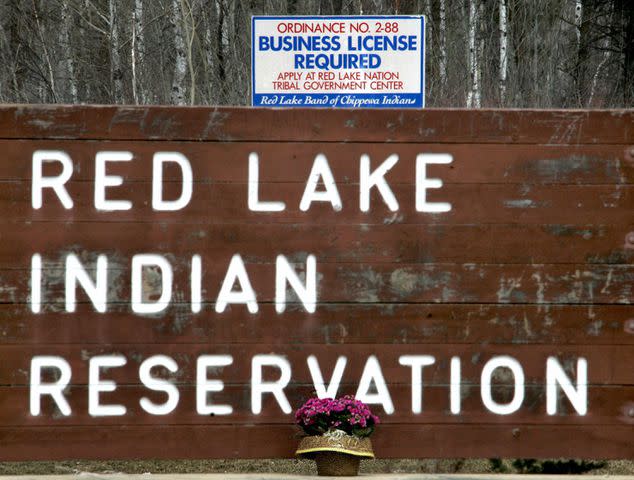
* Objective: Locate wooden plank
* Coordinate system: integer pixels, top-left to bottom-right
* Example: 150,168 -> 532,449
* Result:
0,224 -> 632,266
1,384 -> 632,426
1,106 -> 632,144
0,344 -> 631,386
0,424 -> 632,460
0,303 -> 631,346
1,106 -> 632,461
4,182 -> 634,225
0,141 -> 632,185
4,262 -> 632,305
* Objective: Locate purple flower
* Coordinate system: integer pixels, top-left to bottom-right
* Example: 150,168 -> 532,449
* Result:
294,395 -> 379,437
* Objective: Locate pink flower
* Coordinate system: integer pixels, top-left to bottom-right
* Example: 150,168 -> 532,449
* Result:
294,395 -> 379,438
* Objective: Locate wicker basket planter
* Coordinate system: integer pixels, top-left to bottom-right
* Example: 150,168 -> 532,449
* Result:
296,430 -> 374,476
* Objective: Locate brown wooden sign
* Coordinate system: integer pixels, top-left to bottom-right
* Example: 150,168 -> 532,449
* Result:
0,105 -> 633,460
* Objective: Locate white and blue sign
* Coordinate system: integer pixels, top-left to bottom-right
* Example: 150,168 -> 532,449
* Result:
251,16 -> 425,108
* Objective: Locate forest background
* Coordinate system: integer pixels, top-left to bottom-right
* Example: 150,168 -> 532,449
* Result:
0,0 -> 632,107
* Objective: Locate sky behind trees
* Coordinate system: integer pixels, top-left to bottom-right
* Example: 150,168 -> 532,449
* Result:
0,0 -> 632,107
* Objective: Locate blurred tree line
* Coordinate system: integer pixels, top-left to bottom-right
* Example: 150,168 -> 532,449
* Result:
0,0 -> 632,107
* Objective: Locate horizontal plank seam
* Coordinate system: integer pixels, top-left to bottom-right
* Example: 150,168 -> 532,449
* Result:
1,136 -> 632,146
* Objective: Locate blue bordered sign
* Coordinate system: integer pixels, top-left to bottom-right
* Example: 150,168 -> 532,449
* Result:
251,16 -> 425,108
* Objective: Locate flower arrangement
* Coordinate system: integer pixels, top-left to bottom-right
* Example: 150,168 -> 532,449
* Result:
295,395 -> 380,438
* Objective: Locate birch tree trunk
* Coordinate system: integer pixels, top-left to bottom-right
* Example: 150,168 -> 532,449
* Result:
171,0 -> 187,105
477,1 -> 483,105
180,0 -> 197,105
422,0 -> 432,75
624,0 -> 634,104
216,0 -> 227,89
466,0 -> 480,107
574,0 -> 583,46
60,1 -> 78,102
132,0 -> 145,104
573,0 -> 583,103
574,0 -> 592,104
466,0 -> 476,107
0,9 -> 9,102
131,8 -> 137,104
109,0 -> 124,103
587,3 -> 612,106
33,1 -> 57,102
0,5 -> 12,103
439,0 -> 447,91
80,0 -> 92,100
498,0 -> 507,105
203,0 -> 217,104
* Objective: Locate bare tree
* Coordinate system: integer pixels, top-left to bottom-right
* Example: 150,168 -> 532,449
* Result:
438,0 -> 447,91
498,0 -> 507,104
170,0 -> 187,105
587,2 -> 613,106
33,0 -> 58,102
216,0 -> 227,100
132,0 -> 146,104
202,0 -> 218,104
0,0 -> 631,108
0,3 -> 12,102
109,0 -> 124,103
466,0 -> 481,107
180,0 -> 197,105
59,0 -> 78,102
616,0 -> 633,104
574,0 -> 583,45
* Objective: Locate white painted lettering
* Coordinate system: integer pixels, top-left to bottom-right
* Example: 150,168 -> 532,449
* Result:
307,355 -> 346,399
355,355 -> 394,414
359,154 -> 399,212
30,356 -> 72,416
398,355 -> 435,414
450,356 -> 461,414
139,355 -> 180,415
32,150 -> 74,209
251,355 -> 291,414
196,355 -> 233,416
65,254 -> 108,313
300,154 -> 342,212
546,357 -> 587,415
131,254 -> 173,314
248,152 -> 285,211
30,253 -> 42,314
94,151 -> 132,211
88,355 -> 127,417
275,254 -> 316,313
191,254 -> 202,313
481,356 -> 524,415
215,254 -> 258,314
152,152 -> 193,211
415,153 -> 452,213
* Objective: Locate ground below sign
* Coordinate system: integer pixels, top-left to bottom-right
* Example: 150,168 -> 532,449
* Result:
0,106 -> 633,460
